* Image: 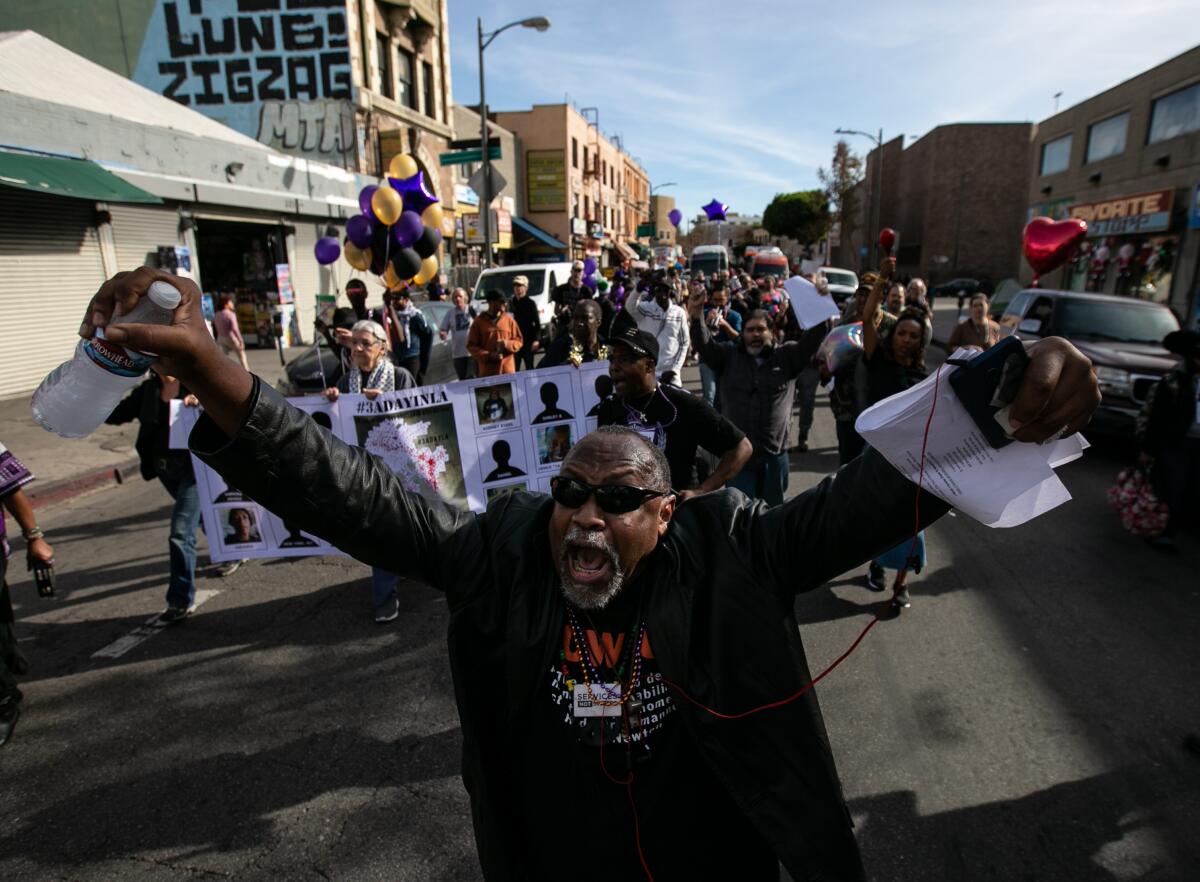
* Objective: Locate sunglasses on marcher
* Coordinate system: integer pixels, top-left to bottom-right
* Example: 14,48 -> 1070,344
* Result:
550,475 -> 670,514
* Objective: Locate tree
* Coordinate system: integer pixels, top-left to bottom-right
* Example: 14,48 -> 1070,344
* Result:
761,189 -> 829,245
818,140 -> 864,258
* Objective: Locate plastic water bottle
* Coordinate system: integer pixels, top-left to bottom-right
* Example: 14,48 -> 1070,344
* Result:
31,281 -> 181,438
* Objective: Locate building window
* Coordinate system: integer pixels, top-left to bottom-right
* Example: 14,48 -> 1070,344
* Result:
572,138 -> 578,168
422,60 -> 435,119
1148,81 -> 1200,144
1039,134 -> 1072,175
376,33 -> 393,99
395,47 -> 414,108
1086,112 -> 1128,163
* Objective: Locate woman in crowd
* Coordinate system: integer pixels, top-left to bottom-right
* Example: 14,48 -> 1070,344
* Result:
212,294 -> 248,370
862,262 -> 929,608
1136,329 -> 1200,552
947,292 -> 1002,351
439,288 -> 474,381
323,320 -> 413,623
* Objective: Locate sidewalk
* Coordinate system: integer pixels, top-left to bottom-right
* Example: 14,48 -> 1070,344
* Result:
2,345 -> 301,510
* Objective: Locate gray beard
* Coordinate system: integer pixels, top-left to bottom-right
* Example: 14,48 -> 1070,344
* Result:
557,527 -> 625,610
746,343 -> 765,356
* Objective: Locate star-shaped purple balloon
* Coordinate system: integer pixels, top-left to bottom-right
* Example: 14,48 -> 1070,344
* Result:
388,171 -> 440,215
702,199 -> 728,222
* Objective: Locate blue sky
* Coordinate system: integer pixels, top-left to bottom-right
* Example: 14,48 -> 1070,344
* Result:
448,1 -> 1198,224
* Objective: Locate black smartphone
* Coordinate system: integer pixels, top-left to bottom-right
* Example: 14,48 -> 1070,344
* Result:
28,558 -> 55,598
947,336 -> 1030,449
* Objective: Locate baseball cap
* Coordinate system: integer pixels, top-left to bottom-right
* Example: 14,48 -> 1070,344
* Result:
608,312 -> 659,364
485,289 -> 507,302
512,274 -> 529,287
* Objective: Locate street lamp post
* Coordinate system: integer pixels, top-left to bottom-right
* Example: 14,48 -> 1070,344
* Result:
477,16 -> 550,268
835,126 -> 883,268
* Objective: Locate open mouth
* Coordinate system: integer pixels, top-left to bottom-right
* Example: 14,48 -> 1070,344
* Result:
566,542 -> 614,586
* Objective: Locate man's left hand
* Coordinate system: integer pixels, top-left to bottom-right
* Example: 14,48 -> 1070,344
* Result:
1007,337 -> 1101,443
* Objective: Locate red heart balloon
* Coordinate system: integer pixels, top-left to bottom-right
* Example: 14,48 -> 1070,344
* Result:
878,227 -> 897,251
1023,217 -> 1087,276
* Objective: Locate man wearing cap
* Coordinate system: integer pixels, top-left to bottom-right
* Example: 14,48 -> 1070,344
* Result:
551,260 -> 590,331
467,290 -> 524,377
626,278 -> 690,387
596,314 -> 751,501
509,274 -> 541,371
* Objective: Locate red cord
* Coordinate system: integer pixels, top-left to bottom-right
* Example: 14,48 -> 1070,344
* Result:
662,364 -> 945,722
598,724 -> 655,881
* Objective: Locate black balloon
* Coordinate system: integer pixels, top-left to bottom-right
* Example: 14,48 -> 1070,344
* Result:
413,224 -> 443,259
391,247 -> 422,280
369,223 -> 392,275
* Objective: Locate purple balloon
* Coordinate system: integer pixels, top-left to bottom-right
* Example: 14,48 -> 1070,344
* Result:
313,236 -> 341,265
583,256 -> 598,276
392,210 -> 424,248
392,171 -> 439,214
346,214 -> 375,249
668,208 -> 683,227
358,185 -> 378,217
582,274 -> 598,292
702,199 -> 728,222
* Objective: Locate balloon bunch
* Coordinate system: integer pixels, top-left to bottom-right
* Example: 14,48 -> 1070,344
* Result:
581,255 -> 600,292
315,153 -> 444,289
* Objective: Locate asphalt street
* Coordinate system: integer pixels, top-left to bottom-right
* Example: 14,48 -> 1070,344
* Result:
2,378 -> 1198,881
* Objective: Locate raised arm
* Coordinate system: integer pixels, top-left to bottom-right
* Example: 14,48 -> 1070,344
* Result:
860,258 -> 895,360
753,336 -> 1100,596
686,289 -> 730,372
79,268 -> 477,592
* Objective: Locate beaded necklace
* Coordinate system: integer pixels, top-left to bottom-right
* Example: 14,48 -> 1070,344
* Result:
562,604 -> 646,708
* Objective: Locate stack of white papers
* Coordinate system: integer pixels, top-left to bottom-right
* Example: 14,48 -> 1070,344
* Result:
854,354 -> 1088,527
782,276 -> 842,329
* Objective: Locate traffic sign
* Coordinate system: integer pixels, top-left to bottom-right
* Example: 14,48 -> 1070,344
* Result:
450,137 -> 501,150
469,165 -> 507,202
439,146 -> 501,166
636,222 -> 655,237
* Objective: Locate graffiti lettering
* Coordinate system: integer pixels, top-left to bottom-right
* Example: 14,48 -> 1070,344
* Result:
258,99 -> 352,157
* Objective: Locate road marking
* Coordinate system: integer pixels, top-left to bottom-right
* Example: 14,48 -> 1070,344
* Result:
91,588 -> 222,659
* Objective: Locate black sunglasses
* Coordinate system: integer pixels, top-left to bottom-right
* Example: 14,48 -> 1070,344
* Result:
550,475 -> 670,514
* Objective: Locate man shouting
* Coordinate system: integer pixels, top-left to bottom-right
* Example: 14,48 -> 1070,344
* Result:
81,268 -> 1101,881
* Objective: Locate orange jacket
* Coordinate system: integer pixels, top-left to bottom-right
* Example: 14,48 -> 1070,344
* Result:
467,311 -> 524,376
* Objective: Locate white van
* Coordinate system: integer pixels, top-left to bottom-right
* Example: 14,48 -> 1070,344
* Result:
689,244 -> 729,278
471,262 -> 574,341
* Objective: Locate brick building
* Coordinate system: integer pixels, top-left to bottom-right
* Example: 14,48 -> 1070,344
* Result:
1025,45 -> 1200,325
834,124 -> 1034,288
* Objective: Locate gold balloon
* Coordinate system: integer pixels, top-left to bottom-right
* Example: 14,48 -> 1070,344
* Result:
413,255 -> 438,285
371,185 -> 403,226
382,263 -> 402,288
344,241 -> 371,271
421,202 -> 444,230
388,153 -> 419,180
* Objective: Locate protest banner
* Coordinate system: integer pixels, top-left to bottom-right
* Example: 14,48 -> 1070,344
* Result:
171,363 -> 608,562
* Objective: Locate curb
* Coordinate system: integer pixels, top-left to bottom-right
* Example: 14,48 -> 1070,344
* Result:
26,457 -> 141,511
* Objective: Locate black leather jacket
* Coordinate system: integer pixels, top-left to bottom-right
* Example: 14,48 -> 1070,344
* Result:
191,379 -> 948,881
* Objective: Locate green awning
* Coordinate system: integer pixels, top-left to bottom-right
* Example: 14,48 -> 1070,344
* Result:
0,151 -> 162,203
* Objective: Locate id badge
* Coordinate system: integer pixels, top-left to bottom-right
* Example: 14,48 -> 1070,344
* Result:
573,682 -> 622,717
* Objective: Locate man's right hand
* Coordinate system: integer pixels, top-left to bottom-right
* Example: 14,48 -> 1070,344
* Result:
878,256 -> 896,280
82,267 -> 253,438
334,327 -> 352,346
687,289 -> 706,319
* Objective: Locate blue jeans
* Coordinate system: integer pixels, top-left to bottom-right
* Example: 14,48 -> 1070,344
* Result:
729,452 -> 790,506
371,568 -> 400,611
158,461 -> 201,610
699,362 -> 719,407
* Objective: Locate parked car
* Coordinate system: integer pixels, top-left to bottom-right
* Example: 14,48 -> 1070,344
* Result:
993,288 -> 1180,437
817,266 -> 859,306
281,300 -> 457,395
470,261 -> 574,341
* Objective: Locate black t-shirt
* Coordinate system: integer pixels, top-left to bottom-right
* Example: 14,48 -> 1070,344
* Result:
595,384 -> 746,490
518,585 -> 777,881
864,347 -> 927,406
511,295 -> 540,346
